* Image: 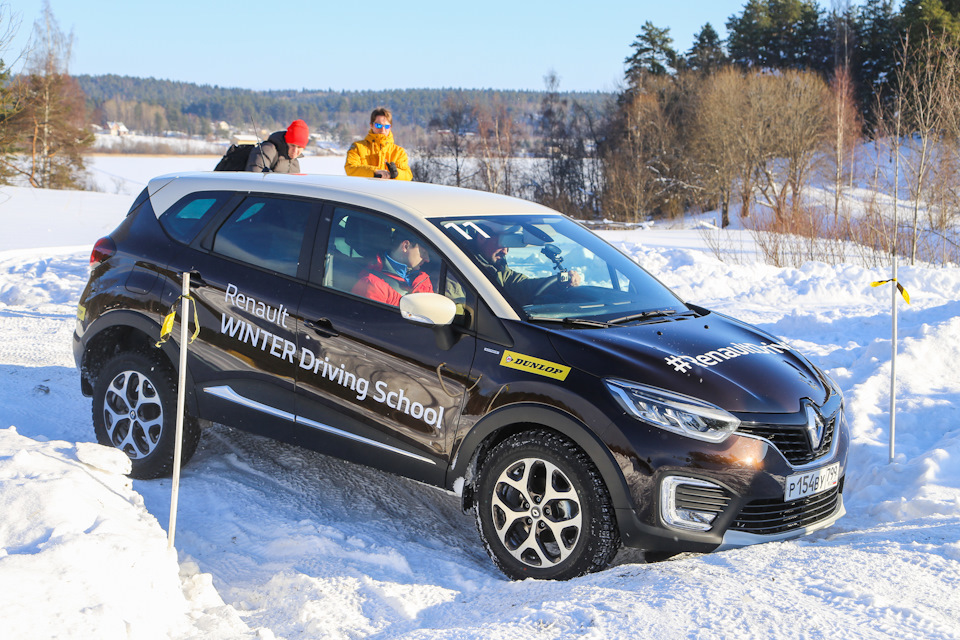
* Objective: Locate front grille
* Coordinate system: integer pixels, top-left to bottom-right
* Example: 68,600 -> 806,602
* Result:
675,482 -> 731,516
732,483 -> 842,535
738,411 -> 837,465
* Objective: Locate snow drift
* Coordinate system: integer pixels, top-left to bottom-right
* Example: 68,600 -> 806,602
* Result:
0,158 -> 957,639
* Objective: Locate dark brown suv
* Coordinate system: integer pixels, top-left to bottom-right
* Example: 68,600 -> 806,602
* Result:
74,172 -> 848,580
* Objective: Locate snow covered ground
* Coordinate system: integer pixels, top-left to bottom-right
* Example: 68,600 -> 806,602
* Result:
0,157 -> 958,639
86,154 -> 349,196
92,133 -> 227,156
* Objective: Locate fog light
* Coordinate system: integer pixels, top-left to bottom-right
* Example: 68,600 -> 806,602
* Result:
660,476 -> 727,532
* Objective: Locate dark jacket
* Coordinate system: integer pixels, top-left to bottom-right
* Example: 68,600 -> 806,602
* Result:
475,254 -> 550,302
245,130 -> 301,173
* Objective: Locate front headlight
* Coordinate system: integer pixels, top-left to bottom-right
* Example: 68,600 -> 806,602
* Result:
605,379 -> 741,443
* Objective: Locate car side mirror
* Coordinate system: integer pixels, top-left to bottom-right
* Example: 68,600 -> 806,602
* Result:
400,292 -> 457,327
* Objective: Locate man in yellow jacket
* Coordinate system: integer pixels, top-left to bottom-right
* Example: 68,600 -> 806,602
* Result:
345,107 -> 413,181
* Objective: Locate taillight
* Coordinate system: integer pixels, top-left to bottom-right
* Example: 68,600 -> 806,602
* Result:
90,237 -> 116,266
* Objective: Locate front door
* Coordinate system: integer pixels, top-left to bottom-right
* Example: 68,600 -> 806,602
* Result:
293,205 -> 477,485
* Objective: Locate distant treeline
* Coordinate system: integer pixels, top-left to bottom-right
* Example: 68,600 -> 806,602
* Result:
76,74 -> 612,141
17,0 -> 959,268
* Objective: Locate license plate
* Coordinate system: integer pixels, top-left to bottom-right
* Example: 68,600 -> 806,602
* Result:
784,463 -> 840,502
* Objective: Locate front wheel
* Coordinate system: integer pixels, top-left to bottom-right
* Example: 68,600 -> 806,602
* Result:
91,351 -> 200,479
475,430 -> 620,580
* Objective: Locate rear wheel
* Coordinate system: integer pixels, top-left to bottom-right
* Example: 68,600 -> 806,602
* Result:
92,351 -> 199,479
475,430 -> 620,580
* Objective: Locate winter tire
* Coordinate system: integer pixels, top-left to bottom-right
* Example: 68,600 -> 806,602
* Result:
475,430 -> 620,580
92,350 -> 200,479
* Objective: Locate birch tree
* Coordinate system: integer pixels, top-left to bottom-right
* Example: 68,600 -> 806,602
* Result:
10,1 -> 92,189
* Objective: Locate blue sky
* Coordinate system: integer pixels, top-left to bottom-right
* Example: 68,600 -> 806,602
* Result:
8,1 -> 774,92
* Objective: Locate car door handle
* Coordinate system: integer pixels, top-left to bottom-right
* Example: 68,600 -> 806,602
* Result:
305,318 -> 339,338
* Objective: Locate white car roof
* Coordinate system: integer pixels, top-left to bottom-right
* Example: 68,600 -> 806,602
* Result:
145,171 -> 563,322
146,172 -> 557,225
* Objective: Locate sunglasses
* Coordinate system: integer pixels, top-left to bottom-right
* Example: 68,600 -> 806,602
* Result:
373,123 -> 392,130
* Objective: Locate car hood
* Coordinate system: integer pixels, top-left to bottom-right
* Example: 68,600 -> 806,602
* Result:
549,311 -> 828,414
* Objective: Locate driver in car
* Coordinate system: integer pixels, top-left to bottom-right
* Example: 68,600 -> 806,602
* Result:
474,227 -> 582,301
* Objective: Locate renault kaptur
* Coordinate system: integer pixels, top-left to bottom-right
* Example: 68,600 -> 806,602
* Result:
73,173 -> 848,580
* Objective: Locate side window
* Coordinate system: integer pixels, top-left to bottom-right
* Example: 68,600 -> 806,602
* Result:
212,196 -> 313,277
158,192 -> 231,244
322,207 -> 442,307
322,207 -> 394,292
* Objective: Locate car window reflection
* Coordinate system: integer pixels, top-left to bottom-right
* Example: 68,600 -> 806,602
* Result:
212,197 -> 312,276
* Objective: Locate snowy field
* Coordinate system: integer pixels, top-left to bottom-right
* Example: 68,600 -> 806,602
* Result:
86,153 -> 348,195
0,156 -> 958,639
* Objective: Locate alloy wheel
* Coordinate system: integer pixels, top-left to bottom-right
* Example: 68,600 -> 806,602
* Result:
102,370 -> 164,460
490,456 -> 583,568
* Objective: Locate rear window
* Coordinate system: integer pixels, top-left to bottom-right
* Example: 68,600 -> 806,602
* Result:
212,196 -> 314,277
159,192 -> 232,244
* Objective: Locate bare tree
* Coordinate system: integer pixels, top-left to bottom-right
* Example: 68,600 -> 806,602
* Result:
936,40 -> 960,264
530,71 -> 601,218
600,71 -> 696,222
0,3 -> 26,184
828,65 -> 861,223
6,1 -> 92,188
740,70 -> 831,224
474,101 -> 517,195
601,87 -> 669,222
869,72 -> 906,263
426,95 -> 476,188
690,68 -> 750,227
897,32 -> 957,264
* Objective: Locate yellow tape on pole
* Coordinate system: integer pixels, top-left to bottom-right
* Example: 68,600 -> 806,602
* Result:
870,279 -> 911,305
156,294 -> 201,347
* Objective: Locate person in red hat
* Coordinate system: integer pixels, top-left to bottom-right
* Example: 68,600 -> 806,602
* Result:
245,119 -> 309,173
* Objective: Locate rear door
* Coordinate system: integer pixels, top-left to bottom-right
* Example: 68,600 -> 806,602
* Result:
164,193 -> 321,435
293,205 -> 478,485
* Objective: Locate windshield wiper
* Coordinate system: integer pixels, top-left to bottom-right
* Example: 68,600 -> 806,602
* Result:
529,316 -> 613,328
607,309 -> 678,325
530,310 -> 686,327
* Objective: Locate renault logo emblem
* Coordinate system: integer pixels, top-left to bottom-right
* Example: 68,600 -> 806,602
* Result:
804,405 -> 826,450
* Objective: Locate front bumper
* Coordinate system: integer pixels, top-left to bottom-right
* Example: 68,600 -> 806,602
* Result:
608,397 -> 849,554
614,473 -> 847,555
716,493 -> 846,551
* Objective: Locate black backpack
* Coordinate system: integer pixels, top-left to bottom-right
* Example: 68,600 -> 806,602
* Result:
214,143 -> 257,171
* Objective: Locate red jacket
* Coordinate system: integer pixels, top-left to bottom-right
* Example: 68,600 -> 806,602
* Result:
351,255 -> 432,306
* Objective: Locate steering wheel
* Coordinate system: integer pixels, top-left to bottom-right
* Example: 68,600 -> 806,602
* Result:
533,272 -> 562,297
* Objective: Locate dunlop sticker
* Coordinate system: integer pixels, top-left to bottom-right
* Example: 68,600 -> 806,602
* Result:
499,350 -> 570,381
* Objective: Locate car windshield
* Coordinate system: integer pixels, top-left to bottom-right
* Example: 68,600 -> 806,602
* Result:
436,215 -> 687,323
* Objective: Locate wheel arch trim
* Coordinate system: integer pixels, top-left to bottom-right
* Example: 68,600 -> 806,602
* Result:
79,310 -> 199,416
447,403 -> 634,514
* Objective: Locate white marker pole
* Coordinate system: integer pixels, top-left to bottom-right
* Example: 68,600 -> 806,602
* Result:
168,272 -> 190,549
889,253 -> 898,464
889,135 -> 900,465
